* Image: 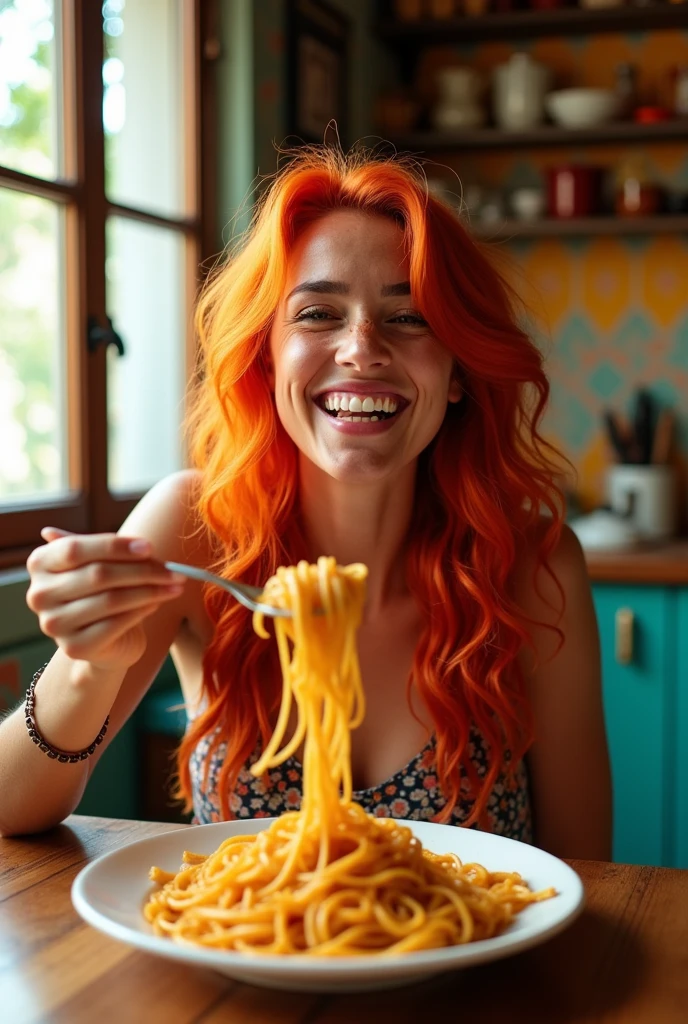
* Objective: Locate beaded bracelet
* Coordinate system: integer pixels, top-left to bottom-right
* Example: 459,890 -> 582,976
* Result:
24,662 -> 110,763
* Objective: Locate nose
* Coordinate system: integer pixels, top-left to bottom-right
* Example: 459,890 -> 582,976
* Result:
334,318 -> 391,371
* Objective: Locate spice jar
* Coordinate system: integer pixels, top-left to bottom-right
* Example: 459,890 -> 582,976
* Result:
547,164 -> 603,218
615,153 -> 662,217
614,63 -> 638,119
673,65 -> 688,116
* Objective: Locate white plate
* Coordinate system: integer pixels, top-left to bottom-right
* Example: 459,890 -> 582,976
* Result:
72,818 -> 584,993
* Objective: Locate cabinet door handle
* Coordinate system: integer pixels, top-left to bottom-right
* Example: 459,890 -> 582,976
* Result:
615,607 -> 634,665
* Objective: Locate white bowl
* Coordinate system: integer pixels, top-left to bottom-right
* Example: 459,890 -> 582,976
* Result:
545,88 -> 619,128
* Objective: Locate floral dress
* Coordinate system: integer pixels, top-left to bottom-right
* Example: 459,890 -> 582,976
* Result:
189,723 -> 533,842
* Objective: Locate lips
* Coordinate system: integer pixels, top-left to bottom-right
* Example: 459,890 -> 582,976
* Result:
314,404 -> 400,433
314,381 -> 408,399
314,385 -> 409,422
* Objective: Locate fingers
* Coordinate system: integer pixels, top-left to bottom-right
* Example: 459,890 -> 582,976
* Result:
25,529 -> 186,671
29,530 -> 155,575
54,604 -> 163,663
25,530 -> 187,625
28,560 -> 185,612
40,526 -> 72,542
36,583 -> 184,638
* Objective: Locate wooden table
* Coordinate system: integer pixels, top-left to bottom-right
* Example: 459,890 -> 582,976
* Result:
2,816 -> 687,1024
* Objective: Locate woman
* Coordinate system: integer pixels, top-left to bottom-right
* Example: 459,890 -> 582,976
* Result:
3,146 -> 611,858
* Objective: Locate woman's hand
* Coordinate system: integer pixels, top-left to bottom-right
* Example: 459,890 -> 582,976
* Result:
26,527 -> 186,673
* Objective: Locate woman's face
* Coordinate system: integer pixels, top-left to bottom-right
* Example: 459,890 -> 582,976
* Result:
268,209 -> 461,484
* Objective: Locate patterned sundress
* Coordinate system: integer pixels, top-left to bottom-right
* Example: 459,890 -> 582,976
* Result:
188,722 -> 533,842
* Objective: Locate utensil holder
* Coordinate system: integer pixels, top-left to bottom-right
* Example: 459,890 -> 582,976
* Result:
606,464 -> 677,540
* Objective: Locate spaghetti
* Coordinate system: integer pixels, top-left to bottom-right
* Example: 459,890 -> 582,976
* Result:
144,557 -> 555,956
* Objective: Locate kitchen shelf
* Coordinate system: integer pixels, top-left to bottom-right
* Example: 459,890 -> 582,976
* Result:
470,214 -> 688,240
387,118 -> 688,151
375,5 -> 688,45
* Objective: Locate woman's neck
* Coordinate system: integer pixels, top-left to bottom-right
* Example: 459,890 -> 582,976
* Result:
297,457 -> 416,616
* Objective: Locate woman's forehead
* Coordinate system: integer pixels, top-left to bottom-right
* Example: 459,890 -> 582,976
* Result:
286,211 -> 408,281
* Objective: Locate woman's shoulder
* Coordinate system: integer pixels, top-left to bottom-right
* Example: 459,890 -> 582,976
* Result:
125,468 -> 210,560
509,517 -> 590,624
511,516 -> 586,573
122,469 -> 216,635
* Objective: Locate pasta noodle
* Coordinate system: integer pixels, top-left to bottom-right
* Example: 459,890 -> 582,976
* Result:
144,557 -> 555,956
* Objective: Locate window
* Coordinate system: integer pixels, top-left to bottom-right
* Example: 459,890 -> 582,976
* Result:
0,0 -> 218,565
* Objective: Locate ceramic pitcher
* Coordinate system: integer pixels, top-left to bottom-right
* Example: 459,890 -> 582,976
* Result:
492,53 -> 550,130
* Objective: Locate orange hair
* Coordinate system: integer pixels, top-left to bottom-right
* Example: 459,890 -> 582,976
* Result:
176,144 -> 565,825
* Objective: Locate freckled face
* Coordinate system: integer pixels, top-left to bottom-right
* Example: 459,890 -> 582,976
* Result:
268,210 -> 461,484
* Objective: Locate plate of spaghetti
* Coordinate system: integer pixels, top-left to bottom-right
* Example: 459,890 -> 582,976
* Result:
72,558 -> 584,993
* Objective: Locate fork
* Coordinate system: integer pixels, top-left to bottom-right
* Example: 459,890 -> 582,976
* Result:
163,561 -> 291,618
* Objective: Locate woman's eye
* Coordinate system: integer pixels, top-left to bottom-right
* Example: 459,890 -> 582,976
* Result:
291,308 -> 427,326
294,308 -> 335,321
390,313 -> 427,325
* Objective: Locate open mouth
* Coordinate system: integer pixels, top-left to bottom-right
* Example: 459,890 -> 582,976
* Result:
316,393 -> 405,423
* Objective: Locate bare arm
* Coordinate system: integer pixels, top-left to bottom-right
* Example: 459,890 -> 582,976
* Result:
513,523 -> 613,861
0,469 -> 203,836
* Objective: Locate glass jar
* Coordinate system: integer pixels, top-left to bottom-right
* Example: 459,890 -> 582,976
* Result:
674,66 -> 688,116
614,63 -> 638,119
614,153 -> 662,217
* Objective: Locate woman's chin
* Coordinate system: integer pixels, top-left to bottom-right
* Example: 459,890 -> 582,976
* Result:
309,447 -> 407,485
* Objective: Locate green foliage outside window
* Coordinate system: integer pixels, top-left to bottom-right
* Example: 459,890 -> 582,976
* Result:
1,3 -> 62,500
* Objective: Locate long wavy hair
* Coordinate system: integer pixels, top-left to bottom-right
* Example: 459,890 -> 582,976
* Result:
175,144 -> 565,825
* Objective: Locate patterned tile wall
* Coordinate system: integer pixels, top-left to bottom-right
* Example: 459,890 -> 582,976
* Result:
509,234 -> 688,515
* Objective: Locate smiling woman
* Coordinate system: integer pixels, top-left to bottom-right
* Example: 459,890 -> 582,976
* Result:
11,143 -> 610,863
170,143 -> 611,859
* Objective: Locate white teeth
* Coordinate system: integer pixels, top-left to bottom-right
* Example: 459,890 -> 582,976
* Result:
322,392 -> 402,417
332,413 -> 383,424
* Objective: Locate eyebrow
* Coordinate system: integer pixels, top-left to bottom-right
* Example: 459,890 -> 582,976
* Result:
285,279 -> 411,301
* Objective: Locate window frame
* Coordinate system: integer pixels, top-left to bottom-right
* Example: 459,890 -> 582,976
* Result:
0,0 -> 219,568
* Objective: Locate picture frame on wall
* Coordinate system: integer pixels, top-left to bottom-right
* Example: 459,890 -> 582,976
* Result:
286,0 -> 350,147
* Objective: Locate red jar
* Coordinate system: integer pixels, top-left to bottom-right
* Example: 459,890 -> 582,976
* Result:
547,165 -> 603,218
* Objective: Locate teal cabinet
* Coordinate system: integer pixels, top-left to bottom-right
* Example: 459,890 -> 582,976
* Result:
592,584 -> 682,868
676,590 -> 688,870
75,654 -> 184,820
75,717 -> 139,819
